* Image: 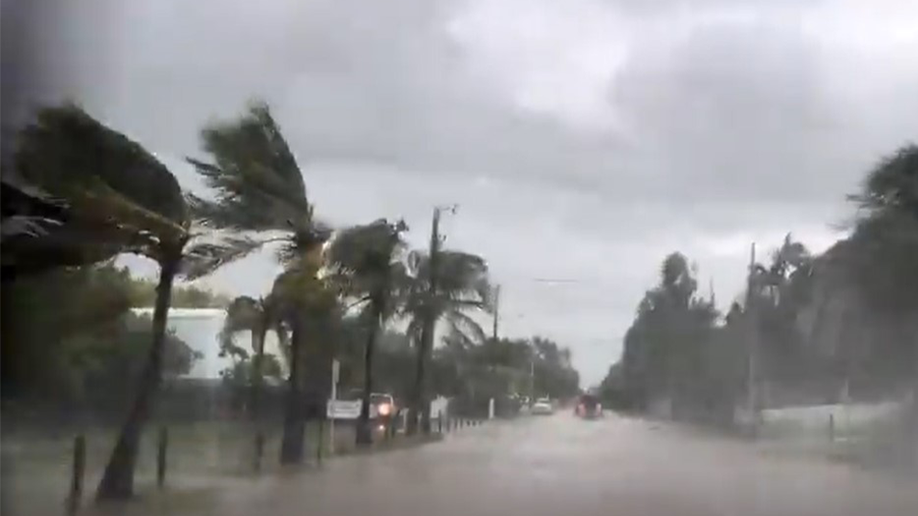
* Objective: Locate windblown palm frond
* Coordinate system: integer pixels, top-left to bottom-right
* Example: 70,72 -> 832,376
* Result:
186,101 -> 310,234
1,177 -> 64,241
16,104 -> 187,228
402,249 -> 491,345
324,218 -> 409,303
13,104 -> 190,264
182,235 -> 266,280
186,100 -> 331,304
0,215 -> 60,239
444,309 -> 488,344
275,218 -> 334,266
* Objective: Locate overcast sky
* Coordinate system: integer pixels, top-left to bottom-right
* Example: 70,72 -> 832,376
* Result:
4,0 -> 918,385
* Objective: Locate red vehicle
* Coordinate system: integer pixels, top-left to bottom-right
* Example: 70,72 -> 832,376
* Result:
574,393 -> 602,419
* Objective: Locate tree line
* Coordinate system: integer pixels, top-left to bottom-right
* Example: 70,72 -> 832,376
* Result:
0,102 -> 578,500
599,145 -> 918,430
1,264 -> 198,420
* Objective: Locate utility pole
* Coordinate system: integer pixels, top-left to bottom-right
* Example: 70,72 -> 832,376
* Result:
745,242 -> 759,435
529,358 -> 535,408
411,204 -> 455,434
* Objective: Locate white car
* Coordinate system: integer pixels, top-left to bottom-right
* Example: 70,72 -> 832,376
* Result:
531,398 -> 554,415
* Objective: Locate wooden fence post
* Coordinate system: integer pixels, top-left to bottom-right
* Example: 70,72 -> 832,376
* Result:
157,426 -> 168,489
253,431 -> 265,473
67,435 -> 86,515
316,419 -> 324,465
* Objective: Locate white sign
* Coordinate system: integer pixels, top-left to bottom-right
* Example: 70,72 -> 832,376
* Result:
327,400 -> 362,420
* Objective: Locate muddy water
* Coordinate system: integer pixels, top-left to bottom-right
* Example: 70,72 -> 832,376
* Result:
201,414 -> 918,516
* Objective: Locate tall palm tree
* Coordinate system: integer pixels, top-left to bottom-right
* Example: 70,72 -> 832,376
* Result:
404,250 -> 490,434
187,101 -> 331,464
325,219 -> 409,445
13,104 -> 220,499
271,254 -> 341,459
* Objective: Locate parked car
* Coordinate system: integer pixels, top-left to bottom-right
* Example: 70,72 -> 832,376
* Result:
532,397 -> 554,415
575,393 -> 602,419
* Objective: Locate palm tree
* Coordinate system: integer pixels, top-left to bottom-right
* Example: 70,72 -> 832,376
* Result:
219,295 -> 288,422
404,250 -> 490,434
13,104 -> 220,499
187,101 -> 331,464
271,255 -> 341,459
325,219 -> 409,445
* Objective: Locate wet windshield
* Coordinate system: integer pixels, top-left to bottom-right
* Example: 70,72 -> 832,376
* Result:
2,1 -> 918,515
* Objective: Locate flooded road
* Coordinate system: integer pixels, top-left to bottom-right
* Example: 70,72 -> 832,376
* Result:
206,413 -> 918,516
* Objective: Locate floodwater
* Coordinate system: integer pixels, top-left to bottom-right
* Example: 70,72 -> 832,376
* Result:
171,413 -> 918,516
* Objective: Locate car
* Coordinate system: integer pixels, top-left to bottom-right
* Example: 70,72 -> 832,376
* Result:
370,393 -> 395,418
575,393 -> 602,419
531,397 -> 554,415
341,390 -> 398,431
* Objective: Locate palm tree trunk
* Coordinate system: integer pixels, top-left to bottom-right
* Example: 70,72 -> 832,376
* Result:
96,257 -> 178,500
419,318 -> 435,434
356,305 -> 380,446
408,317 -> 434,435
249,325 -> 267,423
279,313 -> 306,464
406,330 -> 422,436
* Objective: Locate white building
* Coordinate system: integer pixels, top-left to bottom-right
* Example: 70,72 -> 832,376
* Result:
131,308 -> 285,380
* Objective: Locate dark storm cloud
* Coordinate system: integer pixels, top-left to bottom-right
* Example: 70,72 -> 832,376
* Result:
5,0 -> 917,383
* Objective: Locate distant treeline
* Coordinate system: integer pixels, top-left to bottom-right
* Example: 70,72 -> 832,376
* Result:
600,145 -> 918,427
125,274 -> 232,308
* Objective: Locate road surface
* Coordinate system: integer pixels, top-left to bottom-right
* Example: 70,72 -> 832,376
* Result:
128,413 -> 918,515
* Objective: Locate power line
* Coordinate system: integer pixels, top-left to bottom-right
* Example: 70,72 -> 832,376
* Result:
498,278 -> 620,288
